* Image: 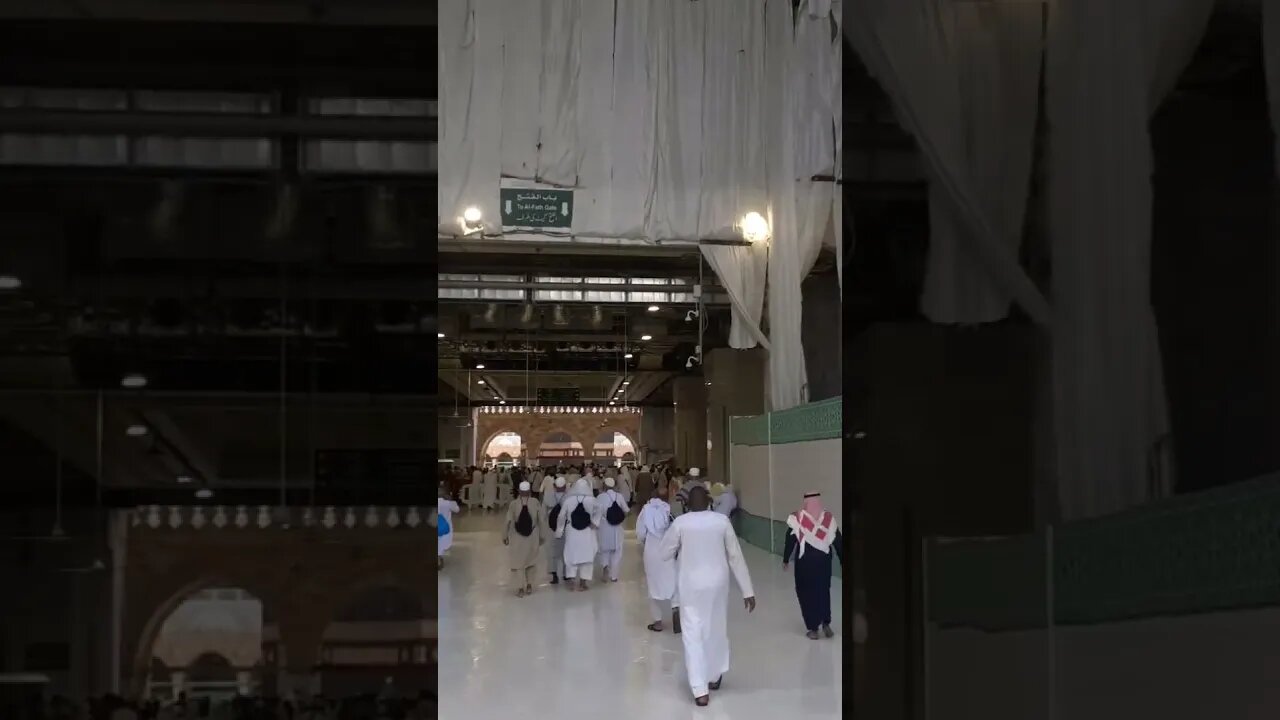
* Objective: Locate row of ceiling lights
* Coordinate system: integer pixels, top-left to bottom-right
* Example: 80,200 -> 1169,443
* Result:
117,372 -> 213,499
435,304 -> 664,341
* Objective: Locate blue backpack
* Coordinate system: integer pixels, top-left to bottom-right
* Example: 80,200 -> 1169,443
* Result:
437,511 -> 451,537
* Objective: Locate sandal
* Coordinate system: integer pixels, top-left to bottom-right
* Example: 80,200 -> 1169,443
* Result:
516,588 -> 526,598
694,696 -> 709,707
709,677 -> 722,691
806,630 -> 821,640
823,624 -> 835,638
647,622 -> 664,632
525,584 -> 533,595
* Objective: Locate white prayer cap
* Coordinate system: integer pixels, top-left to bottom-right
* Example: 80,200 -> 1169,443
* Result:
604,477 -> 615,488
554,476 -> 567,488
689,467 -> 701,477
518,481 -> 531,492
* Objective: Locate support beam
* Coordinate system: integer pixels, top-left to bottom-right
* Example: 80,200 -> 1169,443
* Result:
0,109 -> 436,141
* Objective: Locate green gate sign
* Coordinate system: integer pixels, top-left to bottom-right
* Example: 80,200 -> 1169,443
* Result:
500,188 -> 574,228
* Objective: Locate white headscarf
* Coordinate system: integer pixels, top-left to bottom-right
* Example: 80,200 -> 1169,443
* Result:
639,497 -> 672,537
569,477 -> 592,496
554,475 -> 567,488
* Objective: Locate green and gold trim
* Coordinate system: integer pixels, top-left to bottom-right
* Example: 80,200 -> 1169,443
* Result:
730,396 -> 842,446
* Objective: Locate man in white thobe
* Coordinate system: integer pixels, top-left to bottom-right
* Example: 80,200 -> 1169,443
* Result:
596,477 -> 629,582
585,468 -> 602,495
537,469 -> 557,501
543,475 -> 568,584
481,468 -> 498,510
556,477 -> 599,590
617,466 -> 634,504
637,492 -> 680,633
658,486 -> 756,706
712,483 -> 738,517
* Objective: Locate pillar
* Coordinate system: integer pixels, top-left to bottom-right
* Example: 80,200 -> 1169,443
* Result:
704,348 -> 767,484
170,670 -> 187,700
236,670 -> 253,696
672,377 -> 709,471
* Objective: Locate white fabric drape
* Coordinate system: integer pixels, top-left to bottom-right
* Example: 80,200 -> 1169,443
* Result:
919,4 -> 1042,324
766,0 -> 841,409
699,0 -> 769,349
536,0 -> 581,186
573,0 -> 617,235
438,0 -> 504,236
608,0 -> 658,239
1045,0 -> 1211,520
848,0 -> 1051,325
1264,0 -> 1280,176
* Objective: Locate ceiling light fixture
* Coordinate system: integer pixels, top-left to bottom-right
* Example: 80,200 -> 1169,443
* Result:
624,353 -> 633,359
647,305 -> 659,312
476,364 -> 485,369
176,475 -> 193,484
121,374 -> 148,389
0,275 -> 21,290
194,488 -> 213,500
477,380 -> 485,385
640,334 -> 652,341
438,332 -> 445,338
126,425 -> 149,437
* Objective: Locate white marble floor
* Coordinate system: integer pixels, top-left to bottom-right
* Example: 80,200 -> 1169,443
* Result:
439,509 -> 843,720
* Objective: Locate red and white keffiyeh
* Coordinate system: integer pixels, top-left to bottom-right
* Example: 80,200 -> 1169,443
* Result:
786,492 -> 837,558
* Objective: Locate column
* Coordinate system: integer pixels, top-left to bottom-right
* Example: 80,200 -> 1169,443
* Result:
236,670 -> 253,696
672,377 -> 708,471
704,348 -> 767,483
170,670 -> 187,701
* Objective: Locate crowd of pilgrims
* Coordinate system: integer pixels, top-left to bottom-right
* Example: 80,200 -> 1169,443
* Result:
12,691 -> 435,720
436,460 -> 843,707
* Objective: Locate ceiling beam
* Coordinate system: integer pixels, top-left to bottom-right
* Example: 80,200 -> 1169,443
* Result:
0,108 -> 436,141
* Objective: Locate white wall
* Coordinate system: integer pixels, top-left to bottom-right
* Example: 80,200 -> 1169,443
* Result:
730,437 -> 843,523
930,607 -> 1280,720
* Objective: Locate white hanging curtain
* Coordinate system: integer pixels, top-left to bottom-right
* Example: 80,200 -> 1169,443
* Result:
572,0 -> 617,236
608,0 -> 658,239
536,0 -> 581,186
498,0 -> 542,180
766,0 -> 841,410
847,0 -> 1051,325
920,3 -> 1042,324
438,0 -> 504,236
1045,0 -> 1211,520
699,0 -> 769,350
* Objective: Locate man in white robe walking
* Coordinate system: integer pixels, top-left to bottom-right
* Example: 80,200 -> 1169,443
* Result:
658,486 -> 755,706
481,468 -> 498,511
596,477 -> 629,582
543,475 -> 568,584
637,488 -> 680,633
556,477 -> 599,591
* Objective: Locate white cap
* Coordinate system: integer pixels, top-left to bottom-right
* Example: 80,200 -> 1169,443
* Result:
518,481 -> 531,492
689,467 -> 701,477
554,476 -> 566,488
604,477 -> 615,488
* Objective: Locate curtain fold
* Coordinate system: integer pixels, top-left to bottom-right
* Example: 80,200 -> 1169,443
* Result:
1045,0 -> 1211,520
699,0 -> 769,349
572,0 -> 617,235
921,3 -> 1041,324
536,0 -> 581,186
848,0 -> 1051,325
438,0 -> 504,236
499,0 -> 542,180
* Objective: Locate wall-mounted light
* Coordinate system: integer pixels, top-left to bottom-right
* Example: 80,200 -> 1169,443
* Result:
459,206 -> 484,235
739,211 -> 770,244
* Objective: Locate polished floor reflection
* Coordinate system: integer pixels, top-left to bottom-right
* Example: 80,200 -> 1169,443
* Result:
439,511 -> 842,719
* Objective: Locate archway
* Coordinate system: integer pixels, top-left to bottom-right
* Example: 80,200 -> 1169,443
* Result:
591,431 -> 637,464
481,431 -> 524,466
318,582 -> 432,698
146,586 -> 272,702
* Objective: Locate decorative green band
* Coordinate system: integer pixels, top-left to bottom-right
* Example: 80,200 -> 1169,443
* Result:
732,509 -> 841,579
930,473 -> 1280,630
730,396 -> 843,446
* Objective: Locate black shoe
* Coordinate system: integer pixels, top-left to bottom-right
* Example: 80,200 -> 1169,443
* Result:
550,574 -> 559,585
709,677 -> 722,691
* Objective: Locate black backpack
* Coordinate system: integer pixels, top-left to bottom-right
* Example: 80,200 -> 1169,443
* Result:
605,500 -> 625,526
514,504 -> 534,537
548,501 -> 562,529
569,500 -> 592,530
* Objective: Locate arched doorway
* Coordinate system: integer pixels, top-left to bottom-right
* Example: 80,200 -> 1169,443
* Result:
147,586 -> 272,702
482,431 -> 524,467
318,583 -> 432,698
591,431 -> 637,465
